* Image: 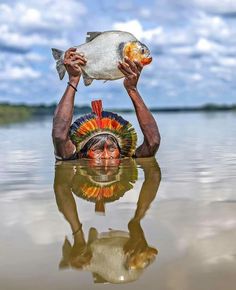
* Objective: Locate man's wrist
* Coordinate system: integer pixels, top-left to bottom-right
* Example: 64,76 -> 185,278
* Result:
69,75 -> 80,86
125,86 -> 138,94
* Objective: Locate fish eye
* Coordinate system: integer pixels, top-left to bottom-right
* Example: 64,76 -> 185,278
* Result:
141,48 -> 145,54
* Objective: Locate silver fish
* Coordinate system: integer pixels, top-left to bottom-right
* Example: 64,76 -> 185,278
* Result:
52,30 -> 152,86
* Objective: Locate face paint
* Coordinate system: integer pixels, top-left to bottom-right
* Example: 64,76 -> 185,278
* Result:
87,139 -> 120,160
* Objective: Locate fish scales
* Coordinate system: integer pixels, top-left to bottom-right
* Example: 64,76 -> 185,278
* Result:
75,31 -> 137,80
52,30 -> 152,86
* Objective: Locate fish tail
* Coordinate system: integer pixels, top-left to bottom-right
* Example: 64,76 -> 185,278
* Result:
51,48 -> 66,80
51,48 -> 64,60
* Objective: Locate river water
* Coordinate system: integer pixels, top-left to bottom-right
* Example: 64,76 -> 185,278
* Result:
0,112 -> 235,290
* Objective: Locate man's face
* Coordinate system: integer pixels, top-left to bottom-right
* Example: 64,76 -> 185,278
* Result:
87,139 -> 120,159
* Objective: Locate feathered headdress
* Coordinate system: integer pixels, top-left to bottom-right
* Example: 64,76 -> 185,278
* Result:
69,100 -> 137,157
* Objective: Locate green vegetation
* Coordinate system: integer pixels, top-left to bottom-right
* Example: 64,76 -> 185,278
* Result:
151,103 -> 236,113
0,103 -> 90,125
0,102 -> 236,125
0,103 -> 32,124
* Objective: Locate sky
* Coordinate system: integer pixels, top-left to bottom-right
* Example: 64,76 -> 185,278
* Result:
0,0 -> 236,108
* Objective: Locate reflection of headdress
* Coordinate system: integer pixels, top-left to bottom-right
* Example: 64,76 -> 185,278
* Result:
72,159 -> 138,213
69,100 -> 137,157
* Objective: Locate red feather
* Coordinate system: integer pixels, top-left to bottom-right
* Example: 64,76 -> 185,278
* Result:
92,100 -> 103,119
91,100 -> 103,128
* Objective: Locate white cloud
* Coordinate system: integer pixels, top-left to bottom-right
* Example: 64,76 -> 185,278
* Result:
169,37 -> 225,57
0,1 -> 86,51
113,19 -> 163,41
194,13 -> 230,39
0,24 -> 69,51
217,57 -> 236,67
113,18 -> 194,50
139,8 -> 151,18
20,7 -> 42,26
0,52 -> 44,69
0,0 -> 236,106
0,1 -> 87,31
190,73 -> 203,82
25,52 -> 45,62
0,65 -> 41,80
193,0 -> 236,14
195,38 -> 222,53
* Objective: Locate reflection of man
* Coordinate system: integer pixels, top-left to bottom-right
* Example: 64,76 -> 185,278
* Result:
71,159 -> 138,213
54,158 -> 161,284
52,48 -> 161,160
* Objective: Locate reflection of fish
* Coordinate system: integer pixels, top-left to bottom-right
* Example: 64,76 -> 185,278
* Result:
51,30 -> 152,86
60,228 -> 157,284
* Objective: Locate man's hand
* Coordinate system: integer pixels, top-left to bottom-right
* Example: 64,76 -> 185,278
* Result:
64,47 -> 87,82
118,57 -> 143,91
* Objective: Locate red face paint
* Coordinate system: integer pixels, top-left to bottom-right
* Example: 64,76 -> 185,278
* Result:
87,140 -> 120,160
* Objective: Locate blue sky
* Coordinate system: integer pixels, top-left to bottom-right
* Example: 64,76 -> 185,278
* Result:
0,0 -> 235,108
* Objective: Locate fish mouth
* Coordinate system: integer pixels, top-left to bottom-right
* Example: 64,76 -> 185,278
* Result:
141,56 -> 152,65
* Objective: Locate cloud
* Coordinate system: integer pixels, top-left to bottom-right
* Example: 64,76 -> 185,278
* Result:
0,24 -> 69,52
0,0 -> 236,107
193,13 -> 231,40
217,57 -> 236,67
113,19 -> 163,41
170,37 -> 225,57
0,65 -> 41,80
193,0 -> 236,14
25,52 -> 45,62
0,1 -> 87,32
139,8 -> 152,18
195,38 -> 222,53
0,0 -> 87,52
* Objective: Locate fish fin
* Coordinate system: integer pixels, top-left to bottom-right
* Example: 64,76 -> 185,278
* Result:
118,42 -> 125,59
59,237 -> 72,269
82,72 -> 93,86
86,32 -> 102,43
84,77 -> 93,86
51,48 -> 66,80
88,227 -> 98,245
56,59 -> 66,80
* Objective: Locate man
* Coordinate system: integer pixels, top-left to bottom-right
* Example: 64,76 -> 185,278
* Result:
52,48 -> 160,160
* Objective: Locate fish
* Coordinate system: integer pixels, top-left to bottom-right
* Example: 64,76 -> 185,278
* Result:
51,30 -> 152,86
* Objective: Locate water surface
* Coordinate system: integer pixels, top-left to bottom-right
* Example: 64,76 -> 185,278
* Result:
0,112 -> 236,290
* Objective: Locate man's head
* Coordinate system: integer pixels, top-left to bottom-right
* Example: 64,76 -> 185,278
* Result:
80,134 -> 120,159
70,100 -> 137,158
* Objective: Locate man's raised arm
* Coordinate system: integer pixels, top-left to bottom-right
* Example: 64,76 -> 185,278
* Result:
52,48 -> 87,159
118,58 -> 161,158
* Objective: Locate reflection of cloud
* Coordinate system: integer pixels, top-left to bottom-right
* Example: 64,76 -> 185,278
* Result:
0,201 -> 67,245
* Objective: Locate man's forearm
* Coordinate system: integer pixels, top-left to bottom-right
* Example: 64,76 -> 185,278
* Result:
52,76 -> 80,140
127,88 -> 160,157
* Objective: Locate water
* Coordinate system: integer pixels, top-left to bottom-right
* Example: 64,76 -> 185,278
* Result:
0,112 -> 236,290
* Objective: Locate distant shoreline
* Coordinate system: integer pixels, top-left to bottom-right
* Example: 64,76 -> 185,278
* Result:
0,102 -> 236,124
